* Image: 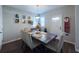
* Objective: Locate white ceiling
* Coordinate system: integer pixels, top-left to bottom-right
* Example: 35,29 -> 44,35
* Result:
5,5 -> 65,14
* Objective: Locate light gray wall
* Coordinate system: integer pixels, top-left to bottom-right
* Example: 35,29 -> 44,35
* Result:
2,6 -> 36,44
42,6 -> 75,44
0,6 -> 3,31
0,5 -> 3,49
75,6 -> 79,52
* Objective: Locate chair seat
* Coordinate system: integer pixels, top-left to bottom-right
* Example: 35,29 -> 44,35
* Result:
45,39 -> 59,52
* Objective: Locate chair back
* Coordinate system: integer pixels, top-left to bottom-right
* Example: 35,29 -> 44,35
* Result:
21,31 -> 34,49
25,33 -> 34,49
56,34 -> 64,52
21,31 -> 26,42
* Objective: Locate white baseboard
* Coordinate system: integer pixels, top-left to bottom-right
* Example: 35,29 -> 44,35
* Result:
3,38 -> 75,45
64,40 -> 75,45
2,38 -> 21,45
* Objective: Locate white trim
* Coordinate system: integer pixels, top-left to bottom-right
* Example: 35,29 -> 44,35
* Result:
2,38 -> 75,44
2,38 -> 21,45
64,40 -> 75,45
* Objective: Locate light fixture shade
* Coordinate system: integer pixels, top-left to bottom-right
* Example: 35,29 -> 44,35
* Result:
35,14 -> 40,19
35,16 -> 40,19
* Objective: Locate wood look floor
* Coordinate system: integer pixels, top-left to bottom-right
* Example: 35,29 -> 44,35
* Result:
0,39 -> 76,53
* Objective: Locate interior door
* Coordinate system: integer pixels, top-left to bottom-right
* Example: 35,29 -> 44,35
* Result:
51,16 -> 62,35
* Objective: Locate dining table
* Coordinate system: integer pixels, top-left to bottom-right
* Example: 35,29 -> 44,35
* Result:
27,30 -> 57,44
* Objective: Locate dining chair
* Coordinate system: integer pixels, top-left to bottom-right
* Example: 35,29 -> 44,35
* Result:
21,31 -> 40,50
41,27 -> 47,32
45,33 -> 64,53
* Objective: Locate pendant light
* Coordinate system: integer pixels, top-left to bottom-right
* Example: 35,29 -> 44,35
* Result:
35,14 -> 40,19
35,5 -> 40,19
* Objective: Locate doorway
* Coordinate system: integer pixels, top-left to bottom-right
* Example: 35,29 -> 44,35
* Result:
50,16 -> 62,35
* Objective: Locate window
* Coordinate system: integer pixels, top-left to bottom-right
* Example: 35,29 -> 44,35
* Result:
33,16 -> 45,27
40,17 -> 45,27
33,17 -> 38,27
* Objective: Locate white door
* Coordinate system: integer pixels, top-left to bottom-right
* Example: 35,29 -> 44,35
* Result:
0,5 -> 3,50
51,16 -> 62,35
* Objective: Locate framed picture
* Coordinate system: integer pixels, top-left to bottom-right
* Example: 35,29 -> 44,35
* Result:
21,15 -> 26,23
15,14 -> 19,18
15,14 -> 19,23
27,16 -> 33,25
15,19 -> 19,23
